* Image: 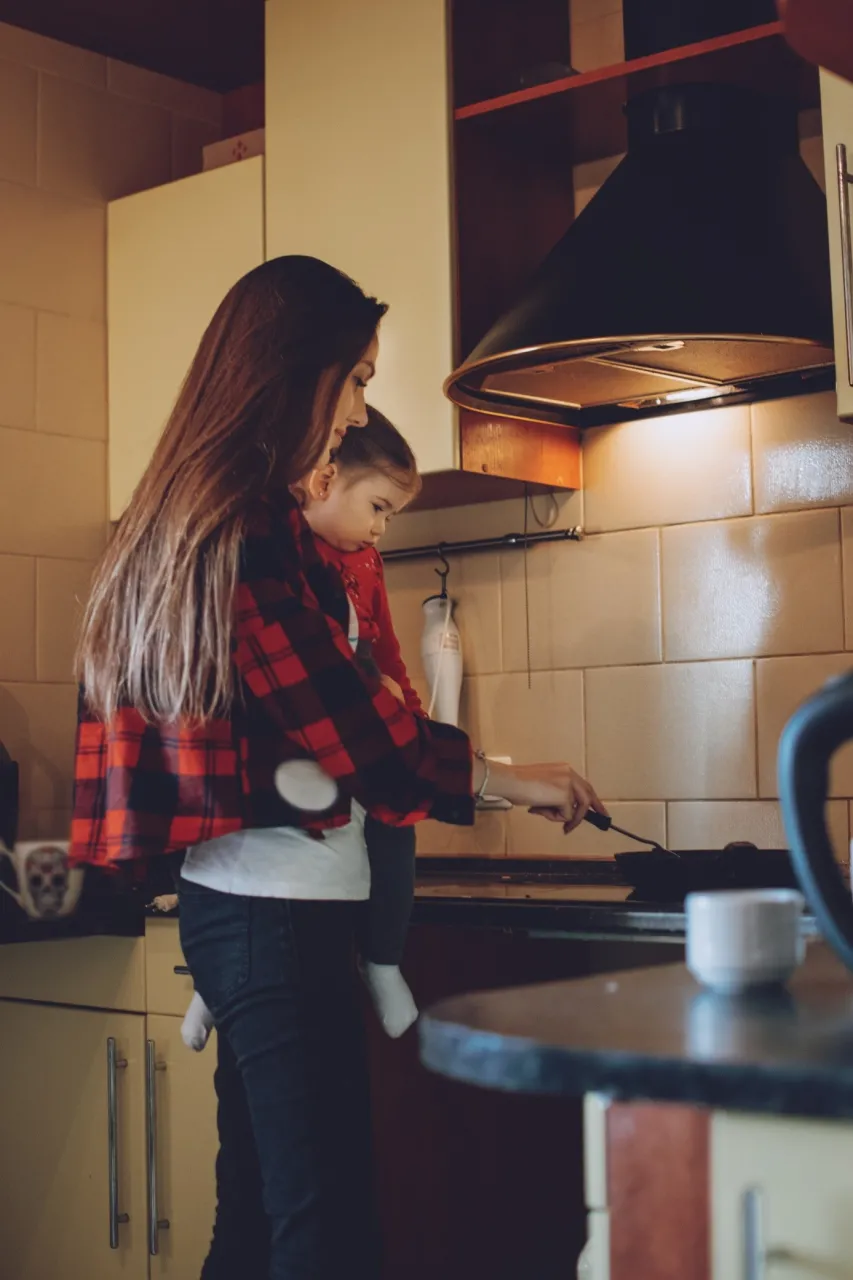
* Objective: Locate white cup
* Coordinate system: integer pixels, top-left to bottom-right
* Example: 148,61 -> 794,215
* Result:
686,889 -> 805,995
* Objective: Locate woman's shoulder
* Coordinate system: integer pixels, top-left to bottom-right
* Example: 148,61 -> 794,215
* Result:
242,494 -> 305,575
239,493 -> 350,625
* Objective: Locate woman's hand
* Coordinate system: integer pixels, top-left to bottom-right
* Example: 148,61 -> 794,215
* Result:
478,759 -> 608,833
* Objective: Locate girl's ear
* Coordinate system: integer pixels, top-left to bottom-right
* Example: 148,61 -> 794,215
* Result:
305,463 -> 338,502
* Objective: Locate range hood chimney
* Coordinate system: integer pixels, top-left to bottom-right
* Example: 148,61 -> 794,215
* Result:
445,0 -> 834,430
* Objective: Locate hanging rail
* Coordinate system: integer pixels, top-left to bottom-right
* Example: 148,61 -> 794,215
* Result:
382,526 -> 583,563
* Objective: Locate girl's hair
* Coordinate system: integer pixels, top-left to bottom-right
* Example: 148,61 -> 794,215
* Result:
78,254 -> 386,724
335,405 -> 421,495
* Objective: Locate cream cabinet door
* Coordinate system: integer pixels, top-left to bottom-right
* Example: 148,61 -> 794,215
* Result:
265,0 -> 457,475
711,1110 -> 853,1279
0,1000 -> 147,1280
108,157 -> 265,518
146,1014 -> 218,1278
821,68 -> 853,420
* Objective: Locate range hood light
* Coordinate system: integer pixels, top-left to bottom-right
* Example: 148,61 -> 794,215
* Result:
661,384 -> 739,405
617,384 -> 739,411
628,341 -> 685,354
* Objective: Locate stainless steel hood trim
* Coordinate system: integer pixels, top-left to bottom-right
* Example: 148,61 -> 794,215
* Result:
446,332 -> 834,387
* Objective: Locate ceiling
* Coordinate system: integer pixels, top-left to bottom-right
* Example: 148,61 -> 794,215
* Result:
0,0 -> 264,92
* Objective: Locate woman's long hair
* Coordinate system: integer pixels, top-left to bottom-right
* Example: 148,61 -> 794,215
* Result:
78,255 -> 386,723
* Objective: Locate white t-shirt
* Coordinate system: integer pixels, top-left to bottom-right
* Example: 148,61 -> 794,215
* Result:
181,597 -> 370,901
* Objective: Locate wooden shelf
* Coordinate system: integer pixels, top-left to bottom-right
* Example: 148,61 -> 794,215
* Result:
455,22 -> 820,166
410,413 -> 580,510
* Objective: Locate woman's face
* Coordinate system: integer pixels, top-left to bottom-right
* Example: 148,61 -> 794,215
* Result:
320,332 -> 380,467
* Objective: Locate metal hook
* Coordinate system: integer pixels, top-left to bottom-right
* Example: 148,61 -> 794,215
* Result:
434,545 -> 450,597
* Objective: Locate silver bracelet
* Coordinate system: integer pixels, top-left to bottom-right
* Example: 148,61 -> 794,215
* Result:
474,749 -> 490,800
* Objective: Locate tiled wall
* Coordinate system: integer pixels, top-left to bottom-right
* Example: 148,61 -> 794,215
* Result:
0,22 -> 222,840
384,391 -> 853,860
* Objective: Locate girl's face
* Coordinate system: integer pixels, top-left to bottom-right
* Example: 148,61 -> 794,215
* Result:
304,467 -> 415,552
319,332 -> 380,467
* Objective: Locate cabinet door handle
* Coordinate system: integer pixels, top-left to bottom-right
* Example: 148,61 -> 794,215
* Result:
106,1037 -> 130,1249
836,144 -> 853,387
173,965 -> 190,976
146,1040 -> 171,1256
742,1186 -> 765,1280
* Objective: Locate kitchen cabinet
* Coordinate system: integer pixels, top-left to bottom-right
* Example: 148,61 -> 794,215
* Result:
0,925 -> 219,1279
0,1000 -> 148,1280
264,0 -> 580,498
107,156 -> 265,519
264,0 -> 456,476
579,1098 -> 853,1278
821,68 -> 853,421
146,1014 -> 218,1277
711,1110 -> 853,1279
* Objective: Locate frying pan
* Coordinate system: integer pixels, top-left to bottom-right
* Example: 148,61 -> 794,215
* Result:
583,812 -> 799,898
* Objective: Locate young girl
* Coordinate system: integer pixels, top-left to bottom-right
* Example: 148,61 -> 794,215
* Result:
181,407 -> 424,1048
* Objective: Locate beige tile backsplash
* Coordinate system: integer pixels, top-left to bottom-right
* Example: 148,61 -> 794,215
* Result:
661,510 -> 844,661
0,59 -> 37,185
843,508 -> 853,650
0,555 -> 36,683
36,559 -> 93,683
586,661 -> 756,800
0,23 -> 223,839
0,302 -> 36,431
387,394 -> 853,859
501,527 -> 661,671
752,392 -> 853,513
38,74 -> 172,203
36,313 -> 107,439
583,405 -> 753,532
757,654 -> 853,799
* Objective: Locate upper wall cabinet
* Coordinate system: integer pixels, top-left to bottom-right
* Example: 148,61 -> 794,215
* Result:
264,0 -> 456,476
821,68 -> 853,421
108,157 -> 264,520
264,0 -> 581,499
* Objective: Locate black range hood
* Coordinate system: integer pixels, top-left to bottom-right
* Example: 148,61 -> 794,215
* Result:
445,4 -> 835,430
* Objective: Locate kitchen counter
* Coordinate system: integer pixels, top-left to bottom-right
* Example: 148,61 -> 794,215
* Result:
4,854 -> 824,948
419,943 -> 853,1120
411,857 -> 821,943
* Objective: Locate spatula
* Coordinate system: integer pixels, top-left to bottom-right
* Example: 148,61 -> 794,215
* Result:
584,809 -> 680,857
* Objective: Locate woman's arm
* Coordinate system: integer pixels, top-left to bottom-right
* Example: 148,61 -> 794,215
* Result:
237,510 -> 606,834
235,522 -> 472,828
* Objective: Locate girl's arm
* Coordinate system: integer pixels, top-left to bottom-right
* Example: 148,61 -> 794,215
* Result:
371,558 -> 426,716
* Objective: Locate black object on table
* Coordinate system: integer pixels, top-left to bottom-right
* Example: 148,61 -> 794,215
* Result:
419,945 -> 853,1121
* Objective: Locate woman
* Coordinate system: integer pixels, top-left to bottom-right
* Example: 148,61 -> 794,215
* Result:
71,255 -> 606,1280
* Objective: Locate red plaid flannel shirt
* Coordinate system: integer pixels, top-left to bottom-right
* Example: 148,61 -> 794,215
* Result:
70,496 -> 473,868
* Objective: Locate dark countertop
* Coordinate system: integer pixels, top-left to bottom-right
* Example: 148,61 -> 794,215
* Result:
419,944 -> 853,1120
1,854 -> 825,948
410,858 -> 821,942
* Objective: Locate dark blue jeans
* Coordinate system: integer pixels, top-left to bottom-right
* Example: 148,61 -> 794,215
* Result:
178,879 -> 380,1280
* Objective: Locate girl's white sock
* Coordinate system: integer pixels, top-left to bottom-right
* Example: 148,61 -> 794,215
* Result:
181,990 -> 214,1052
360,962 -> 418,1039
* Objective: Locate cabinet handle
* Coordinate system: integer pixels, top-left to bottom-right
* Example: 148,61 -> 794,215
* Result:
742,1186 -> 765,1280
146,1040 -> 171,1256
836,144 -> 853,387
106,1037 -> 130,1249
173,965 -> 190,976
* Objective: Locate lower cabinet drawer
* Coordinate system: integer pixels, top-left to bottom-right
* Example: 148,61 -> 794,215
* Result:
0,936 -> 146,1010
